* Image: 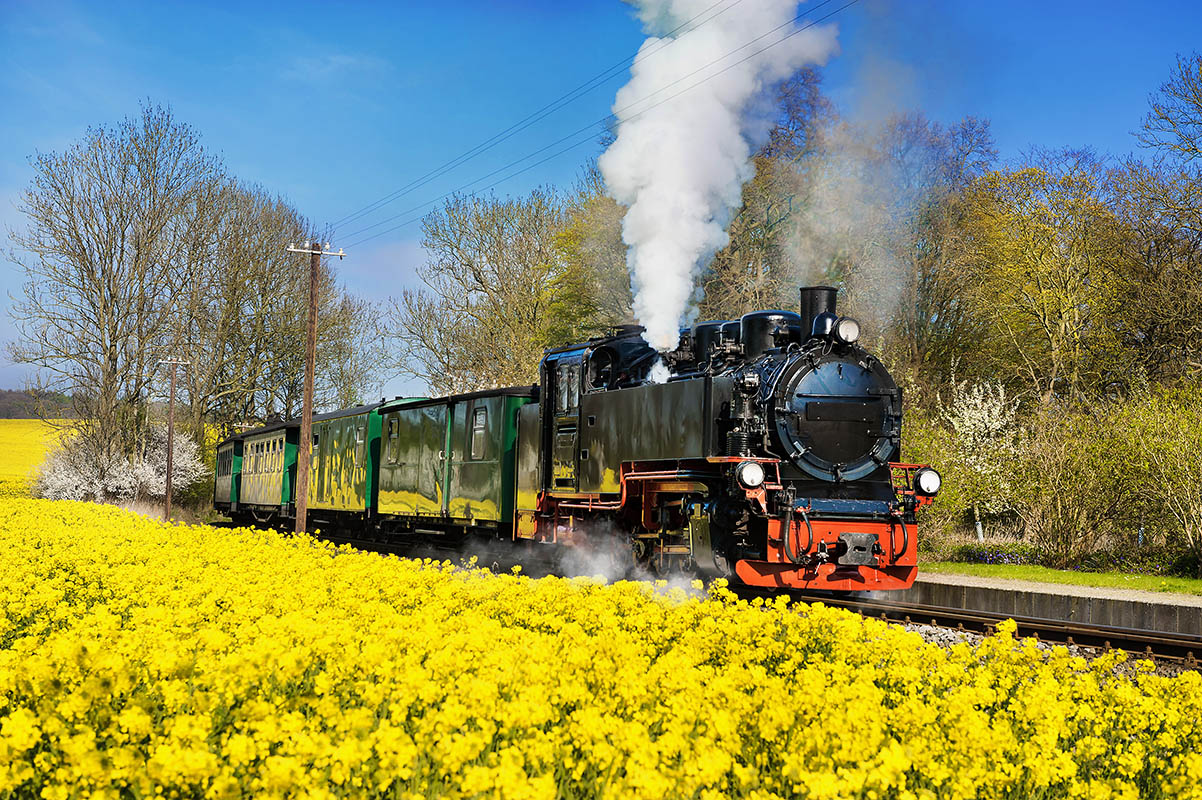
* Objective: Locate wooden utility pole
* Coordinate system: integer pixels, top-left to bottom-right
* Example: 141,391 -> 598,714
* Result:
285,240 -> 346,533
157,358 -> 190,522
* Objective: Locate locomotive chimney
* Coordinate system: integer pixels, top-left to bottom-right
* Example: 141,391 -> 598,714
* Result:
799,286 -> 838,338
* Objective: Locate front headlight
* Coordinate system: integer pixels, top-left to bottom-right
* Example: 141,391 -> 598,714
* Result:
735,461 -> 765,489
834,316 -> 861,344
915,467 -> 942,496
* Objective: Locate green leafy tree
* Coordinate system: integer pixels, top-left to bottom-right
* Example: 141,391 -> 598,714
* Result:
554,164 -> 633,328
954,154 -> 1126,403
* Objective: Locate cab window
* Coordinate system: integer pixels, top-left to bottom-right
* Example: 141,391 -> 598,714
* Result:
556,361 -> 580,414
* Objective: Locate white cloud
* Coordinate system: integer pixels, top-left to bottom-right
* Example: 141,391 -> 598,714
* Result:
281,52 -> 391,84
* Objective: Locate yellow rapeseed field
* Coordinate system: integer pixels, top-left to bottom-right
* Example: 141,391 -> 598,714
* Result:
0,418 -> 61,499
2,494 -> 1202,792
1,499 -> 1200,799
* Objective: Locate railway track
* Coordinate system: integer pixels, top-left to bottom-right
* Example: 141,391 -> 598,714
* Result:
780,590 -> 1202,668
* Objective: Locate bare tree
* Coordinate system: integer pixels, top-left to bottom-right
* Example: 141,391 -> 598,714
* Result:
386,189 -> 609,395
1110,160 -> 1202,383
320,292 -> 385,409
8,103 -> 224,475
700,69 -> 831,320
1139,52 -> 1202,161
9,103 -> 380,474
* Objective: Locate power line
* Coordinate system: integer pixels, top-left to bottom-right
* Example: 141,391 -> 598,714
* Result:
343,131 -> 600,249
328,0 -> 748,230
344,0 -> 854,248
342,0 -> 857,250
341,0 -> 844,244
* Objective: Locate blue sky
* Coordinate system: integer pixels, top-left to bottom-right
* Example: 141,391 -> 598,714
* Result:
1,0 -> 1199,394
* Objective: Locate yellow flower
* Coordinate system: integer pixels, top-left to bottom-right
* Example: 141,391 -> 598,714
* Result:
1,496 -> 1201,799
0,707 -> 40,753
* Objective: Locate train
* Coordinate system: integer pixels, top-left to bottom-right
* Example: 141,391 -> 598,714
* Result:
214,286 -> 940,591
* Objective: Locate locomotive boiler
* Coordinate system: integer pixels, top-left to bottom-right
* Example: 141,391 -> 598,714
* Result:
514,286 -> 939,590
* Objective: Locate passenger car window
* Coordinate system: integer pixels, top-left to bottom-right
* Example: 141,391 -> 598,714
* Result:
470,406 -> 487,460
387,417 -> 399,464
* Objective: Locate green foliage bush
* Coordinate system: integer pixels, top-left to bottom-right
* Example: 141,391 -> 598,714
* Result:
907,385 -> 1202,577
1010,406 -> 1140,568
903,407 -> 973,542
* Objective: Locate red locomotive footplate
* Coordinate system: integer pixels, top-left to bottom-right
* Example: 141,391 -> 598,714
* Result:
736,560 -> 917,591
735,516 -> 918,591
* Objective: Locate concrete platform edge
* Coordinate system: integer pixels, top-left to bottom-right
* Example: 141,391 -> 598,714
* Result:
862,578 -> 1202,637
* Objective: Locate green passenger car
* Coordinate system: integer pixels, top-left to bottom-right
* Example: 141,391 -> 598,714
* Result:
307,405 -> 381,517
230,422 -> 299,523
214,388 -> 535,537
375,388 -> 535,532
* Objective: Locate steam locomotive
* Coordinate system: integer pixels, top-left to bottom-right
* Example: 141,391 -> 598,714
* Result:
214,286 -> 939,591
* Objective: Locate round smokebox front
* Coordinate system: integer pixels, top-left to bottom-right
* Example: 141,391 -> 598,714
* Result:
771,352 -> 900,482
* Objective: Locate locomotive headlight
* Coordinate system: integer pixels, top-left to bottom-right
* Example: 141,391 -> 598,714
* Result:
915,467 -> 942,496
735,461 -> 765,489
834,316 -> 861,344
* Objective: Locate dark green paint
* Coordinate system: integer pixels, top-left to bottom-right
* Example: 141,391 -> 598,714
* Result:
281,428 -> 299,506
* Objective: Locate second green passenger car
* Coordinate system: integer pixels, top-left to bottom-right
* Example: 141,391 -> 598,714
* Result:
215,387 -> 535,538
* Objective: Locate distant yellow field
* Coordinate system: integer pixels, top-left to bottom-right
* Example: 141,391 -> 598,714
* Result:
0,418 -> 62,498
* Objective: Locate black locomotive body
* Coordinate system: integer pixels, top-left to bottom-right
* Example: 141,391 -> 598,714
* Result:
514,286 -> 939,590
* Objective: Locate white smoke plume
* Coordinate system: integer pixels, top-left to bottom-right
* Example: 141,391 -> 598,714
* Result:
599,0 -> 840,351
648,358 -> 672,383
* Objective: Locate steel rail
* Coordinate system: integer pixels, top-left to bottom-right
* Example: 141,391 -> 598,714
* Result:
763,590 -> 1202,668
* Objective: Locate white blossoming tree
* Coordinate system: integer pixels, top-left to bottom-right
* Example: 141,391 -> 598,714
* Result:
35,425 -> 207,504
941,377 -> 1021,541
